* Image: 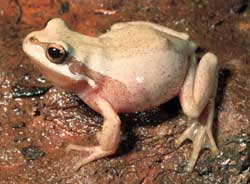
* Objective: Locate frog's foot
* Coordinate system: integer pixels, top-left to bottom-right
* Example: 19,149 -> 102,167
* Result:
66,144 -> 115,171
175,121 -> 219,172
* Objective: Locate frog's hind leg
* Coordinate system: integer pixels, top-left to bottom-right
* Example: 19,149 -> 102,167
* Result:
177,52 -> 219,172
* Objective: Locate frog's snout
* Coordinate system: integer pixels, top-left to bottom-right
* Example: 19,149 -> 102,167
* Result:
23,33 -> 37,52
26,36 -> 39,45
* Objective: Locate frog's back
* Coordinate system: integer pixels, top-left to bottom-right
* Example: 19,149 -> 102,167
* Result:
89,25 -> 195,112
100,25 -> 194,58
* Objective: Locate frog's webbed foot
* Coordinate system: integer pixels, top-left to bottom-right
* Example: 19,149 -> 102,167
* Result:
175,120 -> 219,172
66,144 -> 115,171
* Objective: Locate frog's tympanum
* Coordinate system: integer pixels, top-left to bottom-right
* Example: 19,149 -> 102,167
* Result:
23,18 -> 219,172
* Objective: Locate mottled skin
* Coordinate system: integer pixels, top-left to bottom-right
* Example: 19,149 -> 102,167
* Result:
23,18 -> 219,172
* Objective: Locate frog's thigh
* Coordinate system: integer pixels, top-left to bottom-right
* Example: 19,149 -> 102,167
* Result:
180,52 -> 218,117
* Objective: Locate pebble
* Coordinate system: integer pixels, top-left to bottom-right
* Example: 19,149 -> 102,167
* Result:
231,0 -> 248,14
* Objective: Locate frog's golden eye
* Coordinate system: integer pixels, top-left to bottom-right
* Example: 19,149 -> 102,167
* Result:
46,43 -> 67,64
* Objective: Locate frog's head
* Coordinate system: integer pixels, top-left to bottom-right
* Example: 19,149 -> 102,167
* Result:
23,18 -> 96,90
23,18 -> 71,67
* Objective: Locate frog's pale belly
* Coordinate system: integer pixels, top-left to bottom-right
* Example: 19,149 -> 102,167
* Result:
83,52 -> 189,112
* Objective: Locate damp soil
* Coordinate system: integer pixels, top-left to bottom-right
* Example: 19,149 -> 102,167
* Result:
0,0 -> 250,184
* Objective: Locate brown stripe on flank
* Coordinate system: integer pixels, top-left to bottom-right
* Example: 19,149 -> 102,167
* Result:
30,58 -> 89,93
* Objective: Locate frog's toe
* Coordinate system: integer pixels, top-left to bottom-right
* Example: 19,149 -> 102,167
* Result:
175,121 -> 219,172
66,144 -> 92,152
66,144 -> 115,171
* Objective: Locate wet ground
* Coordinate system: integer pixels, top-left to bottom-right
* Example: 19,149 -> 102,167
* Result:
0,0 -> 250,183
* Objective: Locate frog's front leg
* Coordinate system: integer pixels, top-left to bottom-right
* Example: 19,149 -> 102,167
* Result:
177,52 -> 219,172
66,96 -> 121,171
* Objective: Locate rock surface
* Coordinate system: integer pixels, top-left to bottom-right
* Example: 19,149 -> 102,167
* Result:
0,0 -> 249,183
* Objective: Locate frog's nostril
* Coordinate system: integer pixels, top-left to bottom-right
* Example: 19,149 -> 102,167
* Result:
29,37 -> 36,43
28,37 -> 40,45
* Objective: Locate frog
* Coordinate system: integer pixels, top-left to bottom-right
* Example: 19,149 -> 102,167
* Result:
22,18 -> 219,172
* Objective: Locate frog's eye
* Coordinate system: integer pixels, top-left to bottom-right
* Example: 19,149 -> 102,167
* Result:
46,43 -> 67,64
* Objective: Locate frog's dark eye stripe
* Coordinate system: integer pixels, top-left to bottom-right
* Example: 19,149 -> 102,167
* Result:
46,43 -> 67,64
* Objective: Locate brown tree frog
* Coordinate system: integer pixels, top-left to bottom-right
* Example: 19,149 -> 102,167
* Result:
23,18 -> 219,172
